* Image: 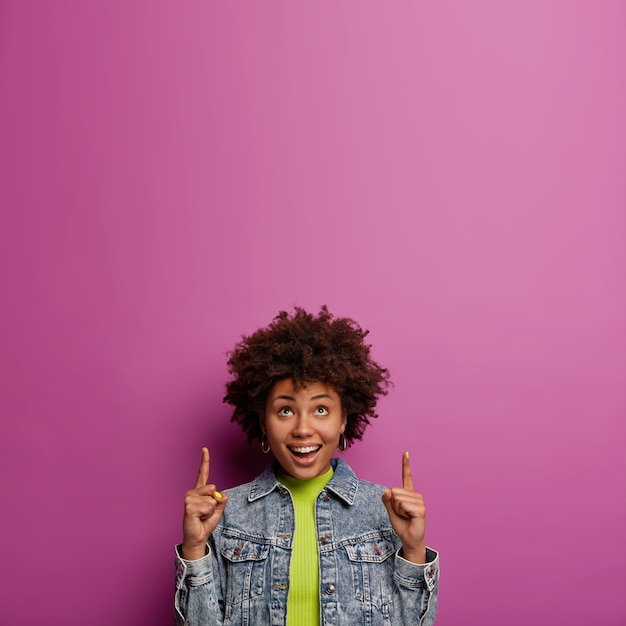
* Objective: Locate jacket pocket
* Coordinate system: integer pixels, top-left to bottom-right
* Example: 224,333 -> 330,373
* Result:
344,534 -> 395,613
219,535 -> 269,612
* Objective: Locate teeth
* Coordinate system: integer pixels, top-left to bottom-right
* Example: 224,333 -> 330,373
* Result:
291,446 -> 320,454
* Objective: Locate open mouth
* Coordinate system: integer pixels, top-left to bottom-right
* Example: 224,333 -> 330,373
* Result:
288,445 -> 322,460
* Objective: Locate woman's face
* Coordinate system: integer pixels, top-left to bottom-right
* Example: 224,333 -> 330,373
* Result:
263,378 -> 347,479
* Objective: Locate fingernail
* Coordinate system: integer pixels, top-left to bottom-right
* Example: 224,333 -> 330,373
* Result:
214,491 -> 223,500
405,451 -> 409,460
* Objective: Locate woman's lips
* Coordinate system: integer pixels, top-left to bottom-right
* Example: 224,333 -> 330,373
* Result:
287,445 -> 322,463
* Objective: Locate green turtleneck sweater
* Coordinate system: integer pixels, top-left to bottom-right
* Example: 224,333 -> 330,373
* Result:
278,468 -> 334,626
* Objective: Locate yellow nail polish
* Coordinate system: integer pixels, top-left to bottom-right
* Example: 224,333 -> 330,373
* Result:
405,451 -> 409,460
214,491 -> 223,500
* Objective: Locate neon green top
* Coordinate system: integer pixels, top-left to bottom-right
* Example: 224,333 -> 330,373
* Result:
278,467 -> 334,626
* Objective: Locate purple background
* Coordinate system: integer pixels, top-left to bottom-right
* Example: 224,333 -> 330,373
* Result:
1,2 -> 624,625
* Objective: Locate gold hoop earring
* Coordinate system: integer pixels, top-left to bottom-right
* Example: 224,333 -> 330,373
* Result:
261,432 -> 270,454
338,432 -> 347,452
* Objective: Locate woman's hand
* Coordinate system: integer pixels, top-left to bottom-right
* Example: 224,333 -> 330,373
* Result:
381,451 -> 427,564
182,447 -> 228,561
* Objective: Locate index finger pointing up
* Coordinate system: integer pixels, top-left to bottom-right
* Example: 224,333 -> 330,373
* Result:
402,451 -> 414,491
195,447 -> 210,488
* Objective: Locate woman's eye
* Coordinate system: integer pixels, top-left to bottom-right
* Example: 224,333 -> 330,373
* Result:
278,407 -> 293,417
315,406 -> 329,416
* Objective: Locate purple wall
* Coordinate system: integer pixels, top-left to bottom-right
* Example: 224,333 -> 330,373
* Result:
1,2 -> 624,625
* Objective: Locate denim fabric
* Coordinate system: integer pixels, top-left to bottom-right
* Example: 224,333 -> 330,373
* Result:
175,458 -> 439,625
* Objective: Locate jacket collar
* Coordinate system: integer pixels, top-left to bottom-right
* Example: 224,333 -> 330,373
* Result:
248,457 -> 359,505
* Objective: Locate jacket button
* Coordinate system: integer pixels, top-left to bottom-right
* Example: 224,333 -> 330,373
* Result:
325,584 -> 336,595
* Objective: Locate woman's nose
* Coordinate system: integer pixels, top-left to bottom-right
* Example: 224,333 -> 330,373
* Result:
292,415 -> 314,436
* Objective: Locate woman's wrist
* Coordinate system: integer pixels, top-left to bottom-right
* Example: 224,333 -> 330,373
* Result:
181,542 -> 208,561
400,544 -> 427,564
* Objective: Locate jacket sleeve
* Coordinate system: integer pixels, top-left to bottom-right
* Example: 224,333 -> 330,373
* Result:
392,547 -> 439,626
174,542 -> 224,626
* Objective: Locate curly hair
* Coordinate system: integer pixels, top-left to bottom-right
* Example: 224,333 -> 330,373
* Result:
223,306 -> 391,448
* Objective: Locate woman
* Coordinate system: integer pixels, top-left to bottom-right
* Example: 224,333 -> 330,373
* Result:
175,307 -> 439,625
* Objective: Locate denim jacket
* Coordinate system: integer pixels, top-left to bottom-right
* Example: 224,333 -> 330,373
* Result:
175,458 -> 439,625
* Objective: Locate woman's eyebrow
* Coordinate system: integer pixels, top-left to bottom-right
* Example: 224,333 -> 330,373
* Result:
271,394 -> 296,402
309,394 -> 334,401
270,393 -> 334,403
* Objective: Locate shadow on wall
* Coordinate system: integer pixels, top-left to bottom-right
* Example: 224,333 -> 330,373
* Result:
220,426 -> 269,487
184,399 -> 270,489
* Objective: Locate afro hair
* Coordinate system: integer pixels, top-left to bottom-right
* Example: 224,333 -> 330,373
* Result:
223,306 -> 391,447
